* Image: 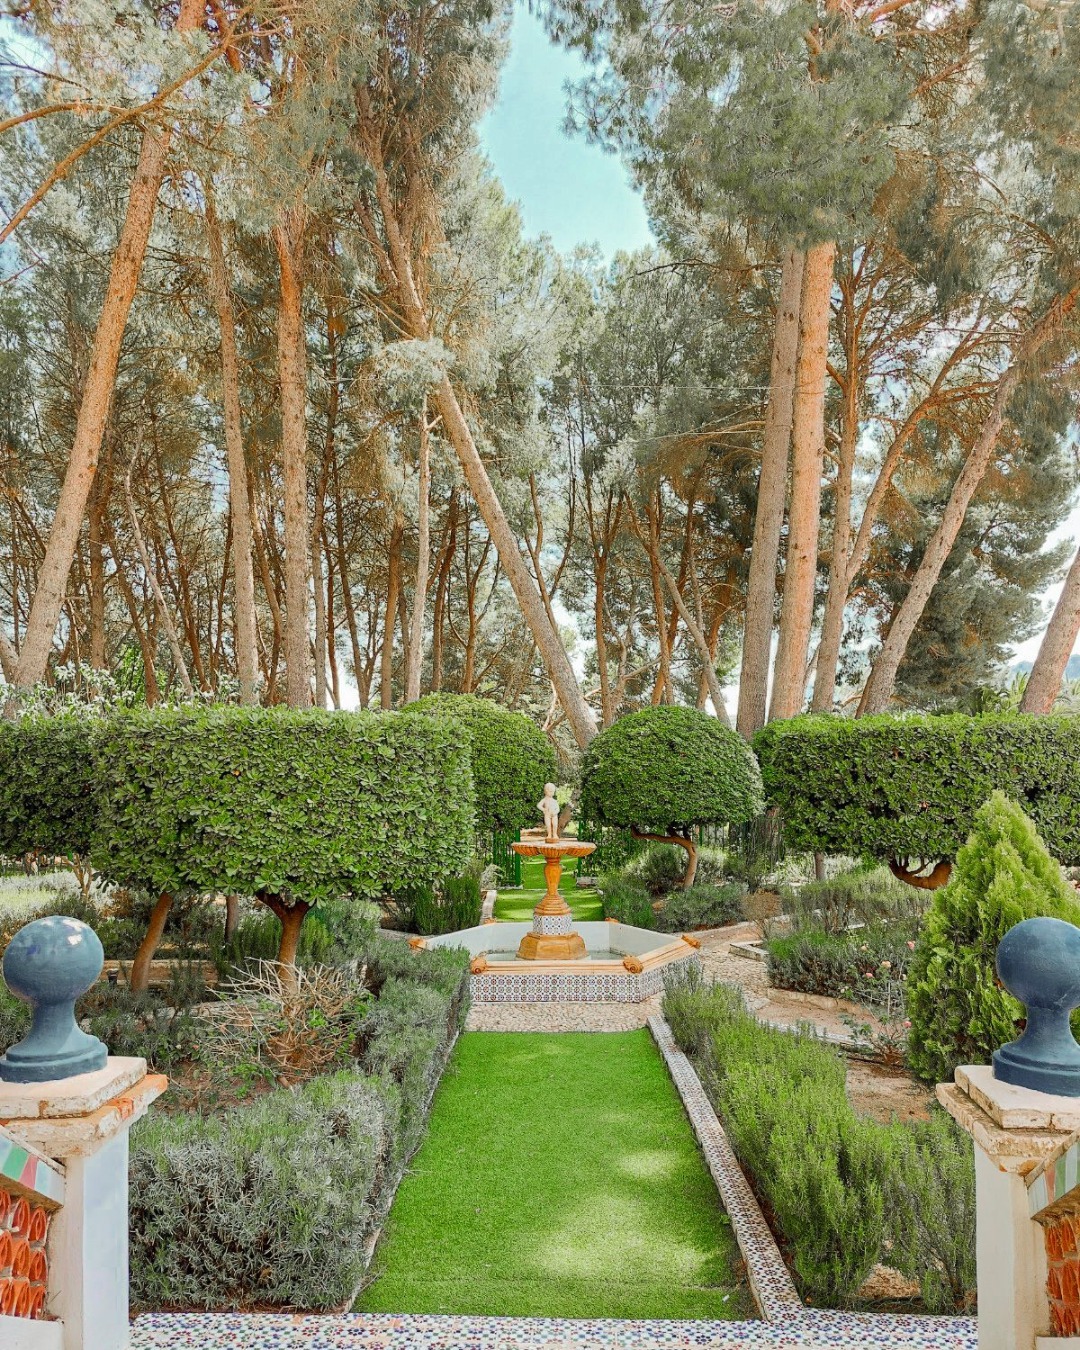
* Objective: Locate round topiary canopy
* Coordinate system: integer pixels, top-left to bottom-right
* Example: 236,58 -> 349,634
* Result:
581,705 -> 764,838
409,693 -> 558,837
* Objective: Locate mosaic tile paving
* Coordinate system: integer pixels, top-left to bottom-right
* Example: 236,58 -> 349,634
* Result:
132,1309 -> 978,1350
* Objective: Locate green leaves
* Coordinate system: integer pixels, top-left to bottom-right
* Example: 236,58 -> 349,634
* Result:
755,713 -> 1080,865
89,707 -> 475,906
582,706 -> 764,835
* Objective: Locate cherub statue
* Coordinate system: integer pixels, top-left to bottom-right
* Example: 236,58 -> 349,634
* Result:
539,782 -> 561,842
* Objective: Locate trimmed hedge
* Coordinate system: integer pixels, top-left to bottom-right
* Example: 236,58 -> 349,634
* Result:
0,715 -> 97,858
754,713 -> 1080,866
581,707 -> 764,838
91,708 -> 475,905
130,942 -> 469,1310
408,694 -> 557,836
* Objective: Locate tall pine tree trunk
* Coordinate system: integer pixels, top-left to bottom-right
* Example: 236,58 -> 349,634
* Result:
205,188 -> 259,705
273,208 -> 313,709
1020,541 -> 1080,714
860,283 -> 1080,715
811,347 -> 859,712
770,242 -> 835,721
381,516 -> 402,709
737,247 -> 804,737
404,400 -> 431,703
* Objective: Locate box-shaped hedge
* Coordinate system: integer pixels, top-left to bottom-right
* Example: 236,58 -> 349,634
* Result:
754,713 -> 1080,869
0,714 -> 97,860
92,707 -> 475,903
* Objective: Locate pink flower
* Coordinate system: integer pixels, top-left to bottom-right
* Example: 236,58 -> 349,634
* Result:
907,941 -> 916,950
880,960 -> 892,970
904,1020 -> 911,1028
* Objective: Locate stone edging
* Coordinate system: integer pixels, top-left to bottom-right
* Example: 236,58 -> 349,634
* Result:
648,1013 -> 979,1349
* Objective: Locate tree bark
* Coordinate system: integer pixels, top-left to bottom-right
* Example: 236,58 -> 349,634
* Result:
380,515 -> 402,708
860,282 -> 1080,715
13,0 -> 202,686
737,247 -> 804,737
128,891 -> 172,994
1020,540 -> 1080,713
811,322 -> 860,712
646,493 -> 674,704
769,242 -> 836,722
205,186 -> 259,705
123,456 -> 194,696
405,400 -> 431,703
273,209 -> 313,708
631,827 -> 698,889
87,471 -> 108,669
261,894 -> 311,989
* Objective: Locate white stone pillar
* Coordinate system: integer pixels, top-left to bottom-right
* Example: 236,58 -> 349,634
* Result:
940,1064 -> 1080,1350
0,1058 -> 167,1350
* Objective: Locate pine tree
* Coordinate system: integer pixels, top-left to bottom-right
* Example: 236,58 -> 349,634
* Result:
907,792 -> 1080,1084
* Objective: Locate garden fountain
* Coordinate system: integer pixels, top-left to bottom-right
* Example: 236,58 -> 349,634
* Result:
421,784 -> 700,1002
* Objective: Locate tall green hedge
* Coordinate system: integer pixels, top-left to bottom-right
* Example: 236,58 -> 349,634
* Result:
91,708 -> 475,905
754,714 -> 1080,865
408,693 -> 557,836
0,715 -> 98,859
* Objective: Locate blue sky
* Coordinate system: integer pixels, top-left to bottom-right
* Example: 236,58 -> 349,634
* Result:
478,6 -> 655,259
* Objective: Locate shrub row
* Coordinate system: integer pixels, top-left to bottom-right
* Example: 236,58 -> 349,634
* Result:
754,713 -> 1080,866
129,942 -> 469,1310
663,971 -> 975,1312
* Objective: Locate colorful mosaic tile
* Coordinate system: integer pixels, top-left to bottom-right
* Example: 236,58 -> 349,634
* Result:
0,1125 -> 64,1207
471,954 -> 698,1004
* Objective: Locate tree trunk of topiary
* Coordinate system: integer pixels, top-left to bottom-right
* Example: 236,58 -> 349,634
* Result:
129,891 -> 173,993
631,828 -> 698,889
260,895 -> 311,989
224,893 -> 240,945
889,858 -> 952,890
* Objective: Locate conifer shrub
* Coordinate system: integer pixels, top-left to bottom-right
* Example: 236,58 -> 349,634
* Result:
656,882 -> 745,933
408,693 -> 557,837
581,707 -> 764,887
408,874 -> 483,936
907,792 -> 1080,1083
599,875 -> 655,928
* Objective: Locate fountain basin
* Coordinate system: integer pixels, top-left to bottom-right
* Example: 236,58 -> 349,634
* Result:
420,921 -> 700,1003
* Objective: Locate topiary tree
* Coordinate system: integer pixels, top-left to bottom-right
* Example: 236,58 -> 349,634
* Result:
580,706 -> 764,888
907,792 -> 1080,1084
93,707 -> 475,989
408,693 -> 558,838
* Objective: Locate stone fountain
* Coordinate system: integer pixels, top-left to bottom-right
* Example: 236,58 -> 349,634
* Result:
418,783 -> 700,1003
510,783 -> 596,961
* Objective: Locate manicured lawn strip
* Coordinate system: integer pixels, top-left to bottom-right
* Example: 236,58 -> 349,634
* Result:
494,856 -> 603,922
356,1031 -> 752,1319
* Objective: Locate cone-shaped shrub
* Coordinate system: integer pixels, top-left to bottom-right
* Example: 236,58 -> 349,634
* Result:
907,792 -> 1080,1084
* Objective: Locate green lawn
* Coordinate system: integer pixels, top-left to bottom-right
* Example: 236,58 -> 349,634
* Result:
493,856 -> 604,922
356,1031 -> 751,1319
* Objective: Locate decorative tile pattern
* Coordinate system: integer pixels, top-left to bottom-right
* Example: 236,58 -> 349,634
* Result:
0,1127 -> 64,1207
532,914 -> 575,936
132,1309 -> 978,1349
471,955 -> 698,1004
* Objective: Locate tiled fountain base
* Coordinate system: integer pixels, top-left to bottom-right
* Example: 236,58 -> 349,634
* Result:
130,1018 -> 977,1350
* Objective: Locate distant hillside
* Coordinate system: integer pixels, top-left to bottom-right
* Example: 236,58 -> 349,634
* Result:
1009,655 -> 1080,681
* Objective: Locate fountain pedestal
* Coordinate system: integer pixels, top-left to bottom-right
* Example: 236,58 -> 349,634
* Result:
510,838 -> 596,961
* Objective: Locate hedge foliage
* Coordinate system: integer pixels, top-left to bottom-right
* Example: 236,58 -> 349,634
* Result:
581,706 -> 764,835
754,713 -> 1080,864
130,942 -> 469,1310
92,708 -> 474,905
0,715 -> 97,858
409,693 -> 557,836
664,972 -> 975,1312
907,793 -> 1080,1083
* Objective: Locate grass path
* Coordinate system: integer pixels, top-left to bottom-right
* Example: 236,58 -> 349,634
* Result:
356,1031 -> 751,1320
493,855 -> 603,922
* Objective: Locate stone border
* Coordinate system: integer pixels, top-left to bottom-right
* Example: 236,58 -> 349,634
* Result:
648,1014 -> 978,1349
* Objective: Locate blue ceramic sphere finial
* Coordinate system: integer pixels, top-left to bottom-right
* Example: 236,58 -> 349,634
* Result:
994,916 -> 1080,1097
0,915 -> 108,1083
